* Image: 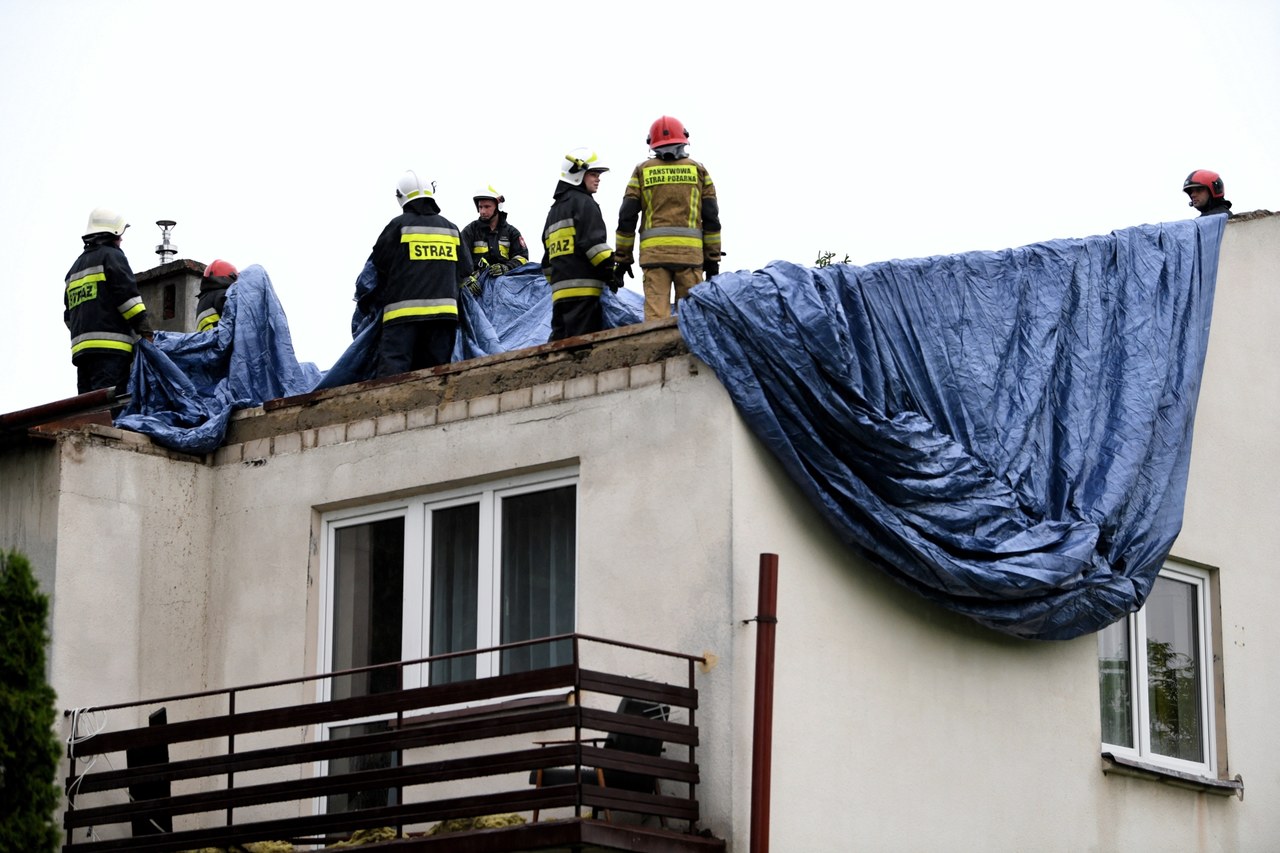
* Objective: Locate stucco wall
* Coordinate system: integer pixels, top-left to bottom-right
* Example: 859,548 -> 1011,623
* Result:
722,215 -> 1277,852
49,430 -> 214,719
19,215 -> 1279,851
0,441 -> 61,600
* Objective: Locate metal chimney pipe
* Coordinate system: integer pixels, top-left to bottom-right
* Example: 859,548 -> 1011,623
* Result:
155,219 -> 178,265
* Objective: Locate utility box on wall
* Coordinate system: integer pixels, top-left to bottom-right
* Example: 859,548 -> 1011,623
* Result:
136,259 -> 205,334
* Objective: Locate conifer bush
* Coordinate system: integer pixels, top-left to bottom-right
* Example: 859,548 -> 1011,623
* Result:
0,550 -> 62,851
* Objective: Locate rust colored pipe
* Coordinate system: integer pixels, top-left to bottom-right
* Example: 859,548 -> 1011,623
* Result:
750,553 -> 779,853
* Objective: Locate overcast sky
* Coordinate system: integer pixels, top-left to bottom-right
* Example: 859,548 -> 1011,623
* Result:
2,0 -> 1276,413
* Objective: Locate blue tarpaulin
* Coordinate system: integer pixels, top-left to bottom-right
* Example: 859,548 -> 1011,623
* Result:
119,262 -> 643,452
677,217 -> 1224,640
118,218 -> 1221,640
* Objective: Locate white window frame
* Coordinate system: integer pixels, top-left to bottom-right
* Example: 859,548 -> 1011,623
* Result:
1100,561 -> 1218,778
312,469 -> 579,814
316,467 -> 580,702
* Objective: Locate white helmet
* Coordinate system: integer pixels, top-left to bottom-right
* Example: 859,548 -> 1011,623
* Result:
395,170 -> 436,208
473,184 -> 505,212
559,148 -> 609,186
83,207 -> 129,238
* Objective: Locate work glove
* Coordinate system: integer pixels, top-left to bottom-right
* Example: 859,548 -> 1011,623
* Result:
612,263 -> 633,292
487,261 -> 508,278
703,259 -> 720,279
462,274 -> 481,296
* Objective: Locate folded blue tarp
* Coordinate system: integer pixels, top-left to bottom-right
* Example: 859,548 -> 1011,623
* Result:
116,265 -> 322,453
120,262 -> 643,451
678,218 -> 1224,640
314,260 -> 644,390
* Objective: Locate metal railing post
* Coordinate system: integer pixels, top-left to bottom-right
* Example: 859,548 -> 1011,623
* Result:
226,689 -> 236,828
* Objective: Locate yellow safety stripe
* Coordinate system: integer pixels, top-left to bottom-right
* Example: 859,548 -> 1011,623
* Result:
197,313 -> 220,332
552,285 -> 603,301
71,338 -> 134,356
401,229 -> 460,262
546,223 -> 576,258
120,300 -> 147,321
587,244 -> 612,266
383,303 -> 459,323
640,235 -> 703,250
66,269 -> 106,290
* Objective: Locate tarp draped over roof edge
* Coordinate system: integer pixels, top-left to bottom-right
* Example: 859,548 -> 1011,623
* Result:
677,217 -> 1224,641
117,263 -> 643,453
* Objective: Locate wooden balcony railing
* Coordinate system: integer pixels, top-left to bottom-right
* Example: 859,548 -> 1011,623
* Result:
61,634 -> 721,852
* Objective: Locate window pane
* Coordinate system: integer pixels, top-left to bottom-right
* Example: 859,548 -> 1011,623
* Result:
429,503 -> 479,684
325,721 -> 399,815
1145,577 -> 1203,762
331,519 -> 404,700
500,485 -> 576,674
1098,618 -> 1133,748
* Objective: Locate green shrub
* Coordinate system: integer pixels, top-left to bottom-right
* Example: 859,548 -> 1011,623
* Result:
0,550 -> 62,851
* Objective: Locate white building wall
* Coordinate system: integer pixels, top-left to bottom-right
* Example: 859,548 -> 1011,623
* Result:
13,214 -> 1277,850
49,433 -> 214,721
723,216 -> 1278,852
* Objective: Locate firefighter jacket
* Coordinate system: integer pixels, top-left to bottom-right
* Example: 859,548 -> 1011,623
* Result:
63,238 -> 152,363
195,274 -> 236,332
371,199 -> 472,327
461,213 -> 529,272
541,182 -> 614,303
615,156 -> 720,269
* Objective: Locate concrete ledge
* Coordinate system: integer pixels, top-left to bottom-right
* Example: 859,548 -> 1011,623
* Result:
208,319 -> 693,465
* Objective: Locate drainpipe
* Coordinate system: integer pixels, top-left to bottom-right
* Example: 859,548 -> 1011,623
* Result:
750,553 -> 779,853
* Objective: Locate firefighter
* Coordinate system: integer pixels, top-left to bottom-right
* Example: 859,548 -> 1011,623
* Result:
63,207 -> 153,395
614,116 -> 722,320
460,185 -> 529,295
369,170 -> 472,377
541,148 -> 614,341
195,259 -> 239,331
1182,170 -> 1233,218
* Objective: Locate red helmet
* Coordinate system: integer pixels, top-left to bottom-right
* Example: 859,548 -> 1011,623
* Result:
204,259 -> 239,280
646,115 -> 690,148
1183,169 -> 1225,199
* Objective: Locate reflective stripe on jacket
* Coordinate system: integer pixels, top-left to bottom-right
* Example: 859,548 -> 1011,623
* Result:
196,283 -> 230,332
541,182 -> 612,303
615,156 -> 720,268
461,213 -> 529,267
371,200 -> 471,326
63,242 -> 151,361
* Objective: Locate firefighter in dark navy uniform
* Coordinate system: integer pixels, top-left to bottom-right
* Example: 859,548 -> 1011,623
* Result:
459,185 -> 529,295
63,207 -> 153,394
370,170 -> 473,377
195,259 -> 239,331
541,148 -> 614,342
614,116 -> 721,320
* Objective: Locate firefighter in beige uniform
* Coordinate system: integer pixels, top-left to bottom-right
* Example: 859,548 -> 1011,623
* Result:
614,115 -> 721,319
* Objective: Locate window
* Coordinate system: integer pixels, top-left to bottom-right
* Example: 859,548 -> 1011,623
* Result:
321,470 -> 578,694
1098,561 -> 1219,777
318,471 -> 577,812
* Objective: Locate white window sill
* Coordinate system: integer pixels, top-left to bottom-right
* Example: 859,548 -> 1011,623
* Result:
1101,752 -> 1244,800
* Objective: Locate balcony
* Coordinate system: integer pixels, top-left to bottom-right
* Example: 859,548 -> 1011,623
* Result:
61,635 -> 724,852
